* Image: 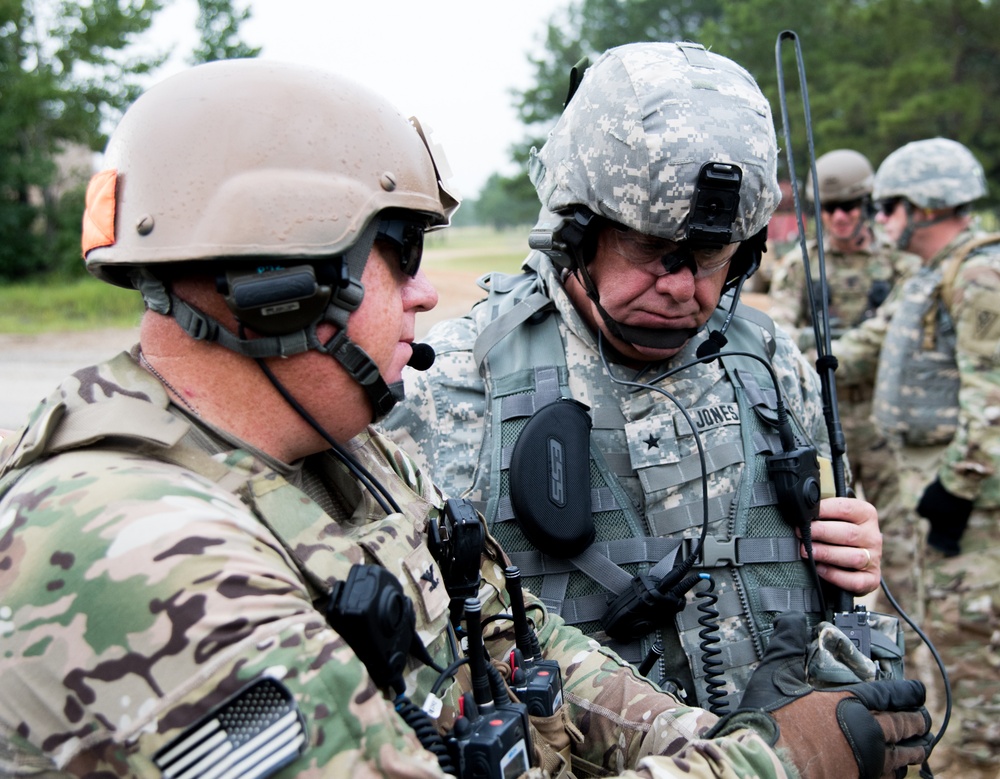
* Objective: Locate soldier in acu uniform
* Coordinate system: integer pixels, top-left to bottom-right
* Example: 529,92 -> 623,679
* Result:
769,150 -> 919,512
0,59 -> 931,779
380,42 -> 892,718
835,137 -> 1000,778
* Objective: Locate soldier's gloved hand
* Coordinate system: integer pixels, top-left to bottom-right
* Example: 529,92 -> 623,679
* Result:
710,612 -> 932,779
916,478 -> 973,557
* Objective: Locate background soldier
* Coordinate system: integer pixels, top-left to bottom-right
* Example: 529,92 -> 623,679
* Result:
768,149 -> 919,511
381,42 -> 887,716
835,137 -> 1000,778
0,58 -> 932,779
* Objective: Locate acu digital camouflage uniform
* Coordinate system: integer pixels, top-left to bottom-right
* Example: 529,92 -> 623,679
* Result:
381,42 -> 898,716
768,237 -> 919,511
834,138 -> 1000,776
0,350 -> 794,779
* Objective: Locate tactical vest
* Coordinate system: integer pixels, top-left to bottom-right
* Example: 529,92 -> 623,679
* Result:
874,235 -> 1000,447
0,355 -> 588,778
0,353 -> 455,707
469,266 -> 823,710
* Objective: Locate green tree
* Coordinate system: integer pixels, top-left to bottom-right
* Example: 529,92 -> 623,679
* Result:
474,171 -> 540,230
190,0 -> 260,64
504,0 -> 728,219
0,0 -> 165,280
501,0 -> 1000,215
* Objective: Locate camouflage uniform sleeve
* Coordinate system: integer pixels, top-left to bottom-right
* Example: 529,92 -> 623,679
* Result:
0,451 -> 448,778
831,294 -> 896,387
522,596 -> 790,778
378,313 -> 487,499
939,249 -> 1000,500
768,246 -> 810,351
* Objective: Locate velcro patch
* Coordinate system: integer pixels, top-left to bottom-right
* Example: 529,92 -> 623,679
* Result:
961,302 -> 1000,362
677,402 -> 741,435
81,168 -> 117,256
403,543 -> 450,623
154,677 -> 306,779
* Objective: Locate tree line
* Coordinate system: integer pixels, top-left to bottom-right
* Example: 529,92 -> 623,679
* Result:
473,0 -> 1000,230
0,0 -> 257,282
3,0 -> 999,278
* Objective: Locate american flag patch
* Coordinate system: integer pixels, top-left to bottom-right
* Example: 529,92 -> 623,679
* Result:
154,677 -> 307,779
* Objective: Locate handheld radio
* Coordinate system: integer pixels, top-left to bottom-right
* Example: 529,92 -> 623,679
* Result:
504,566 -> 563,717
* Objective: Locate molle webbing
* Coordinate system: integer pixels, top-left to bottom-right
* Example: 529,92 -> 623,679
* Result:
474,271 -> 822,704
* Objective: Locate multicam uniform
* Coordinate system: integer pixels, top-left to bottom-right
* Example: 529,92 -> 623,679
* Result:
0,350 -> 795,779
382,251 -> 846,712
768,238 -> 919,510
834,229 -> 1000,775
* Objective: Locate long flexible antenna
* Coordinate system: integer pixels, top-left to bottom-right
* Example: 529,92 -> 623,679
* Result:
775,30 -> 848,492
774,30 -> 851,613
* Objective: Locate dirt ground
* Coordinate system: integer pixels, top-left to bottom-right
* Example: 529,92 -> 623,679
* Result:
0,268 -> 771,432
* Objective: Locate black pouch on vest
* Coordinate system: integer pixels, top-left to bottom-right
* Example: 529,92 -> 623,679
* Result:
509,398 -> 594,558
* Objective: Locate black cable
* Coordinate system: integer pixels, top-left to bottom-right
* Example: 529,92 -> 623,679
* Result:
598,331 -> 708,574
394,693 -> 457,777
695,574 -> 730,715
431,657 -> 470,696
254,356 -> 402,516
880,577 -> 951,752
629,341 -> 831,614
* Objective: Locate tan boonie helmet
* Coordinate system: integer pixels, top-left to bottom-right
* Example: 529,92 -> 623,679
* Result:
83,58 -> 458,286
805,149 -> 874,204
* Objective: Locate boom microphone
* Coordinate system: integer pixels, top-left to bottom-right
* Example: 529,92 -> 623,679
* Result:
407,342 -> 436,371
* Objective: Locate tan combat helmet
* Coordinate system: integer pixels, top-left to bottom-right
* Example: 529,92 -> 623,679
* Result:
84,58 -> 456,284
806,149 -> 875,204
81,58 -> 459,420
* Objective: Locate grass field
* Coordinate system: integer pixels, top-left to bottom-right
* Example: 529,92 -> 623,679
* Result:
0,226 -> 531,335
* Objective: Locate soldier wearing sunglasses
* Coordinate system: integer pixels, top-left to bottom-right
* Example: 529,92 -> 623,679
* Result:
768,149 -> 919,513
834,137 -> 1000,778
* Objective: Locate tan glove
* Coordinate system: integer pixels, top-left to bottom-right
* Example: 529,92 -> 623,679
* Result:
710,612 -> 932,778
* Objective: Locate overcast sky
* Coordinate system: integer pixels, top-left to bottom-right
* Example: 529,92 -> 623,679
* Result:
140,0 -> 572,199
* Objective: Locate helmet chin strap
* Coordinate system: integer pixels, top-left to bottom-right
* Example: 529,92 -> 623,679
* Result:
573,249 -> 701,351
135,219 -> 409,424
896,202 -> 952,252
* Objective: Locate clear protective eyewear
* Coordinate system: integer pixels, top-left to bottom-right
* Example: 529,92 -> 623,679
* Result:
606,226 -> 737,279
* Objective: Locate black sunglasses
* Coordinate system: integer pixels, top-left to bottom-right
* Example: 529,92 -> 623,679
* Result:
877,197 -> 904,217
821,198 -> 864,215
376,218 -> 425,277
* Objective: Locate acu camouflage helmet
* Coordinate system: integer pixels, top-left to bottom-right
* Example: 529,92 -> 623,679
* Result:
83,58 -> 458,287
873,137 -> 987,210
806,149 -> 874,204
528,42 -> 781,244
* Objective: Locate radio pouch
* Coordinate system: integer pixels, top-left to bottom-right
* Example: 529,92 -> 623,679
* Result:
509,398 -> 594,559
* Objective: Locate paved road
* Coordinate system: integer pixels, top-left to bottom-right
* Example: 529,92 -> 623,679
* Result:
0,328 -> 140,430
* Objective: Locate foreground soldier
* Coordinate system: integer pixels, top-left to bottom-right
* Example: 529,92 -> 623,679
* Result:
381,42 -> 890,714
0,59 -> 933,779
834,138 -> 1000,778
769,150 -> 919,511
